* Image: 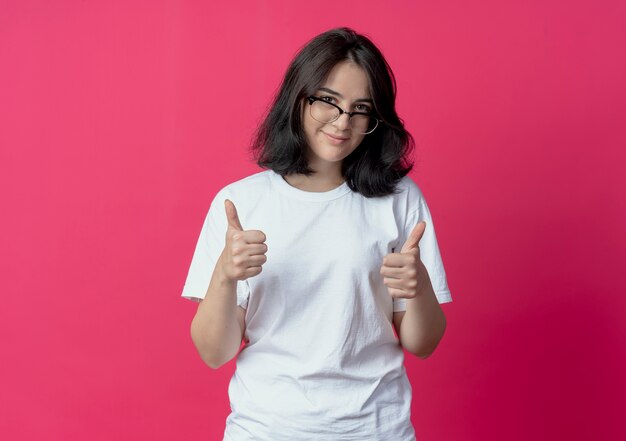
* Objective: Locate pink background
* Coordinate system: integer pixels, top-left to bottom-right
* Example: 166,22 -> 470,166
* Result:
1,1 -> 625,440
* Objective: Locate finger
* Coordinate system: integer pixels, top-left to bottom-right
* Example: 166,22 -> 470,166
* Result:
382,252 -> 413,268
383,277 -> 406,289
225,199 -> 243,231
387,287 -> 412,298
380,265 -> 405,279
400,221 -> 426,253
244,266 -> 263,278
241,230 -> 267,244
246,254 -> 267,266
244,243 -> 268,256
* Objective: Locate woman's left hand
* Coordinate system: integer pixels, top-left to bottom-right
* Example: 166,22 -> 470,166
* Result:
380,221 -> 427,299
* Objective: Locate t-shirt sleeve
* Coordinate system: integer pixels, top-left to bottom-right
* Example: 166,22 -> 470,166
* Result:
393,188 -> 452,312
180,191 -> 251,309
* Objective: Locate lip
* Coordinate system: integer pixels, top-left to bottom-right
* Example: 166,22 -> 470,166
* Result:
322,131 -> 350,144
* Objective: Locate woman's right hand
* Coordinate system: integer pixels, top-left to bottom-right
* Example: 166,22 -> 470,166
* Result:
218,199 -> 268,282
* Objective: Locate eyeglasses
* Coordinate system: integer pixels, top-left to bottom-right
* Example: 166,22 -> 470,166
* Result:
306,96 -> 381,135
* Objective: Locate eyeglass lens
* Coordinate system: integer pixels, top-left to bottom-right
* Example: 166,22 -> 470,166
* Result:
310,100 -> 377,134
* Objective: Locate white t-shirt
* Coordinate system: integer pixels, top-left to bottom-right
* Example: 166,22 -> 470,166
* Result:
181,170 -> 452,441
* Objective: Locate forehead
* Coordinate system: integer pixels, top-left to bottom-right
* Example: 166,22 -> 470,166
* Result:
319,61 -> 371,99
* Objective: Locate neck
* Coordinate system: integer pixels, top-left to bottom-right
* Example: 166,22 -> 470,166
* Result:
285,163 -> 345,192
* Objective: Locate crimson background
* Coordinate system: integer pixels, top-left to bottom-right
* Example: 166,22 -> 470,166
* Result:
1,1 -> 625,440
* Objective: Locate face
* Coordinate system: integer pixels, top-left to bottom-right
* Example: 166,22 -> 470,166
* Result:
301,61 -> 372,173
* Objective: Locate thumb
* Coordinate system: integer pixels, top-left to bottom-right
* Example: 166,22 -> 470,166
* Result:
224,199 -> 243,231
400,221 -> 426,254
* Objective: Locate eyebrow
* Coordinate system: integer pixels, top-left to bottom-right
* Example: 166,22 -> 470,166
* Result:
317,87 -> 373,104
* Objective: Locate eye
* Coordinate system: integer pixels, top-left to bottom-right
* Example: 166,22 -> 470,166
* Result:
319,95 -> 335,103
355,104 -> 372,113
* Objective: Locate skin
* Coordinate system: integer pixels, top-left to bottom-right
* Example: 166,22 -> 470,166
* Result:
285,60 -> 369,192
190,199 -> 264,368
381,220 -> 447,359
192,60 -> 446,368
287,60 -> 447,358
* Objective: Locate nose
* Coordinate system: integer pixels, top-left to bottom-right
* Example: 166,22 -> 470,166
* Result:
332,112 -> 351,131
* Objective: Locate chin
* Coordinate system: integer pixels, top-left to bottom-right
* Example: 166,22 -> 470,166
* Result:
320,148 -> 352,162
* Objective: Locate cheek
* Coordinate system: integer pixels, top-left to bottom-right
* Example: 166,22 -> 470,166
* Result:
304,117 -> 322,137
352,135 -> 366,149
303,120 -> 316,140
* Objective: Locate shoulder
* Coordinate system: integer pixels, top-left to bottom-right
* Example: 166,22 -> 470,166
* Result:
213,170 -> 273,202
222,169 -> 272,192
393,174 -> 426,206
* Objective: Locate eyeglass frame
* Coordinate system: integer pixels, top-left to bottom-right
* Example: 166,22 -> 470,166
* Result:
305,96 -> 382,134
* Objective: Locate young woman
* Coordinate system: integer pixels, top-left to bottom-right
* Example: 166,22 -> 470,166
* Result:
182,27 -> 453,441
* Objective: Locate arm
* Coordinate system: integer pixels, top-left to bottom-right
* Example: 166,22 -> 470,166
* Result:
385,215 -> 448,360
190,254 -> 246,369
190,198 -> 265,369
393,262 -> 446,359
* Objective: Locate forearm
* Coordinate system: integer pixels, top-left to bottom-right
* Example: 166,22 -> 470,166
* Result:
190,256 -> 242,369
399,263 -> 447,359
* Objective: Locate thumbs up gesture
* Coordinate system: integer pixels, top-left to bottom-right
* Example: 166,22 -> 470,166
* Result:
218,199 -> 268,282
380,221 -> 427,299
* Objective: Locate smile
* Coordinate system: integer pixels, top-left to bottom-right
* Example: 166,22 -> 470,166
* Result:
323,132 -> 350,145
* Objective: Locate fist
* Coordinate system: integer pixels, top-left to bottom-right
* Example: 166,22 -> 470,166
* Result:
380,221 -> 427,299
218,199 -> 268,282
